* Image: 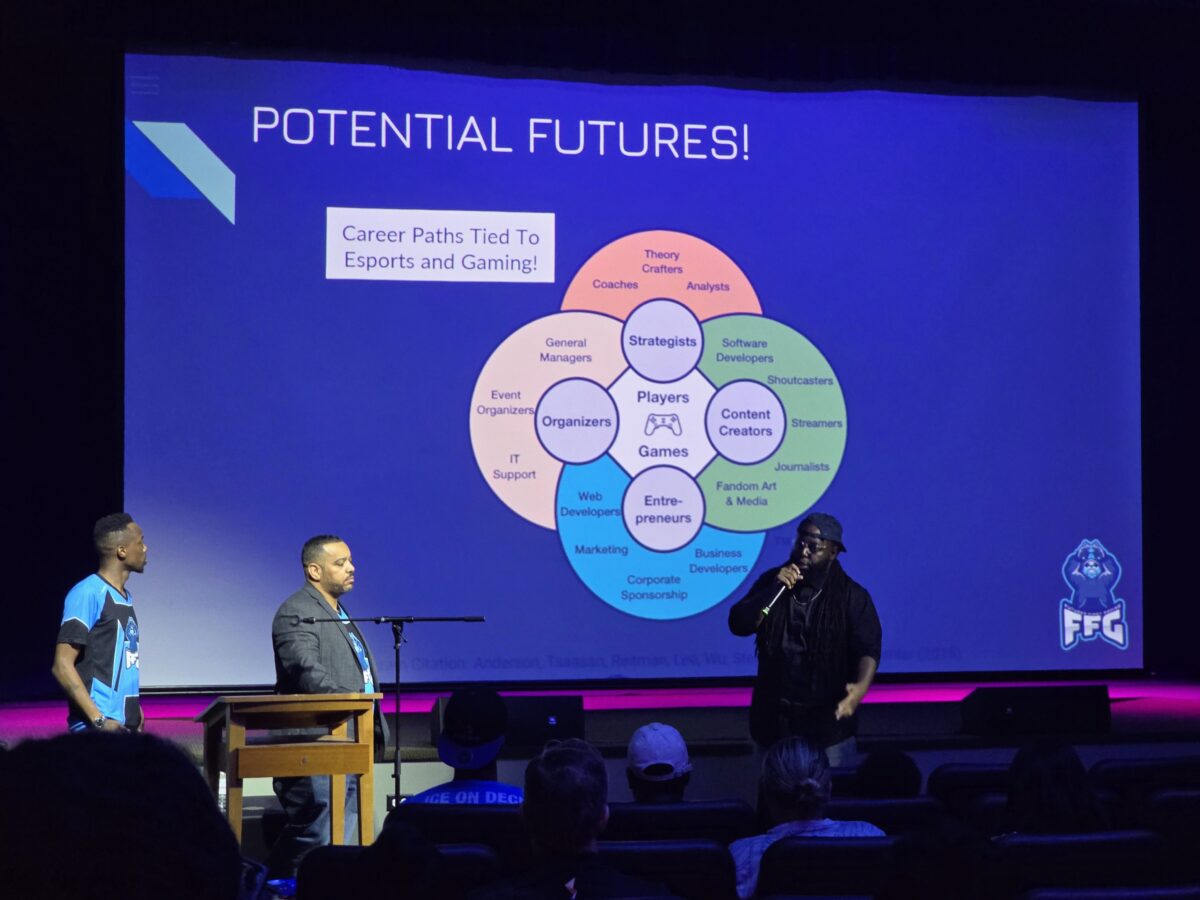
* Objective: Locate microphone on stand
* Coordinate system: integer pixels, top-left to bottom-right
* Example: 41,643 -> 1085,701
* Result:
296,614 -> 487,625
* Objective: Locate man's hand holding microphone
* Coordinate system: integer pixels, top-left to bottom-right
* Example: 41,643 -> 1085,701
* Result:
758,561 -> 804,623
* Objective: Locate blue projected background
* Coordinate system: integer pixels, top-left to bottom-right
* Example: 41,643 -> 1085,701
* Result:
124,54 -> 1142,687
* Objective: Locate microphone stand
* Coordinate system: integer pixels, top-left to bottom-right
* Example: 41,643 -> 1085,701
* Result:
299,614 -> 485,810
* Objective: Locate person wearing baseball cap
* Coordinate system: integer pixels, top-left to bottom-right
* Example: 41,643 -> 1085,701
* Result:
404,688 -> 522,805
626,722 -> 693,803
728,512 -> 882,764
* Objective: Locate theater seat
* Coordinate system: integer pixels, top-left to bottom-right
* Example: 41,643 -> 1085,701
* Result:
969,790 -> 1011,835
987,829 -> 1166,895
824,796 -> 944,836
385,802 -> 531,872
1089,757 -> 1200,820
756,835 -> 903,896
926,762 -> 1010,817
598,838 -> 738,900
605,800 -> 757,844
1089,757 -> 1200,792
297,841 -> 502,900
967,789 -> 1122,835
297,845 -> 363,900
1018,887 -> 1200,900
430,843 -> 504,897
829,765 -> 858,797
1145,787 -> 1200,834
1144,789 -> 1200,882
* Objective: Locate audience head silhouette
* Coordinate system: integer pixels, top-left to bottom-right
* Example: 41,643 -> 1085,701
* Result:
439,687 -> 509,777
522,738 -> 609,856
0,731 -> 244,900
1006,737 -> 1108,834
855,748 -> 922,798
626,722 -> 693,803
761,736 -> 833,824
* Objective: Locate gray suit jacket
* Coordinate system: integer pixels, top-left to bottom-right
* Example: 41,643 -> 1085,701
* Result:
272,583 -> 390,749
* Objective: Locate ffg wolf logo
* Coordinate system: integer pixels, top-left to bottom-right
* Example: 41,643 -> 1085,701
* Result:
1060,539 -> 1128,650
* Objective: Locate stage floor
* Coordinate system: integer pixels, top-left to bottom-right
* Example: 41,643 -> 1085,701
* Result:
5,679 -> 1200,748
9,679 -> 1199,828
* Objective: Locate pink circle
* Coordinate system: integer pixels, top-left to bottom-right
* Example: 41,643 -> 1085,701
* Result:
562,229 -> 762,321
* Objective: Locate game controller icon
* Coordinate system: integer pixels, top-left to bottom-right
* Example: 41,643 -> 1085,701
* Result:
644,413 -> 683,436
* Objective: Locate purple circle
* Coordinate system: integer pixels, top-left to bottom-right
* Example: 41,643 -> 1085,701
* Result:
622,466 -> 705,552
621,299 -> 703,383
535,379 -> 618,464
705,380 -> 786,464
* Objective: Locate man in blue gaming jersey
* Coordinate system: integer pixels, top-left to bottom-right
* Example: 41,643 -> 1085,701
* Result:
51,513 -> 147,732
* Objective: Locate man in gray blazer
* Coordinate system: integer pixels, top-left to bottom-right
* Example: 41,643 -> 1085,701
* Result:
265,534 -> 389,879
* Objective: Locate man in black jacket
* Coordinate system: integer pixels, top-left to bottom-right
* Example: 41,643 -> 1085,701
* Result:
266,534 -> 388,878
729,513 -> 881,761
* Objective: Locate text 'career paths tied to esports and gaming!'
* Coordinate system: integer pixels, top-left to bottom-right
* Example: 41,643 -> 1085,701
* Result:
326,208 -> 556,282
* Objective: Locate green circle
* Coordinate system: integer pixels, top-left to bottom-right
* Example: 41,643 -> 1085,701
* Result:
698,315 -> 846,531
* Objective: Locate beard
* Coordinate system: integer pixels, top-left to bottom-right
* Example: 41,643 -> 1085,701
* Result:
794,554 -> 833,575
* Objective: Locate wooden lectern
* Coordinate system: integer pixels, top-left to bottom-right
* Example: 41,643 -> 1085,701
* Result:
198,693 -> 382,846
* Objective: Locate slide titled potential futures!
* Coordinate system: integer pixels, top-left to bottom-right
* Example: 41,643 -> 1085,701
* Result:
125,53 -> 1142,684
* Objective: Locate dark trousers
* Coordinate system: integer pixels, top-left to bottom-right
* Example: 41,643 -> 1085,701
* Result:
265,775 -> 360,879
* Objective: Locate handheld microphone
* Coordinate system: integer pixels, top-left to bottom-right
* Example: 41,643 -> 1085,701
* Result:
759,582 -> 790,618
760,564 -> 803,618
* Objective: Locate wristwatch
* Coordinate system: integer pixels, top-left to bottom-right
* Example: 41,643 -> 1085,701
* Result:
92,715 -> 106,729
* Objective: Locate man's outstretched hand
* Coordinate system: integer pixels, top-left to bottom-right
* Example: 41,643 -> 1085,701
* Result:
835,682 -> 866,720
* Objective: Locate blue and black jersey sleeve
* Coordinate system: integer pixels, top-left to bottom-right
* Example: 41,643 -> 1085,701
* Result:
58,579 -> 105,646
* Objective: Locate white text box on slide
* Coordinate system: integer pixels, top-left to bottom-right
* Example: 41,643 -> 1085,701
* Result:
326,207 -> 555,283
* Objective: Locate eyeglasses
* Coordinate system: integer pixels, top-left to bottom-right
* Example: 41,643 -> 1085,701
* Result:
794,537 -> 831,555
